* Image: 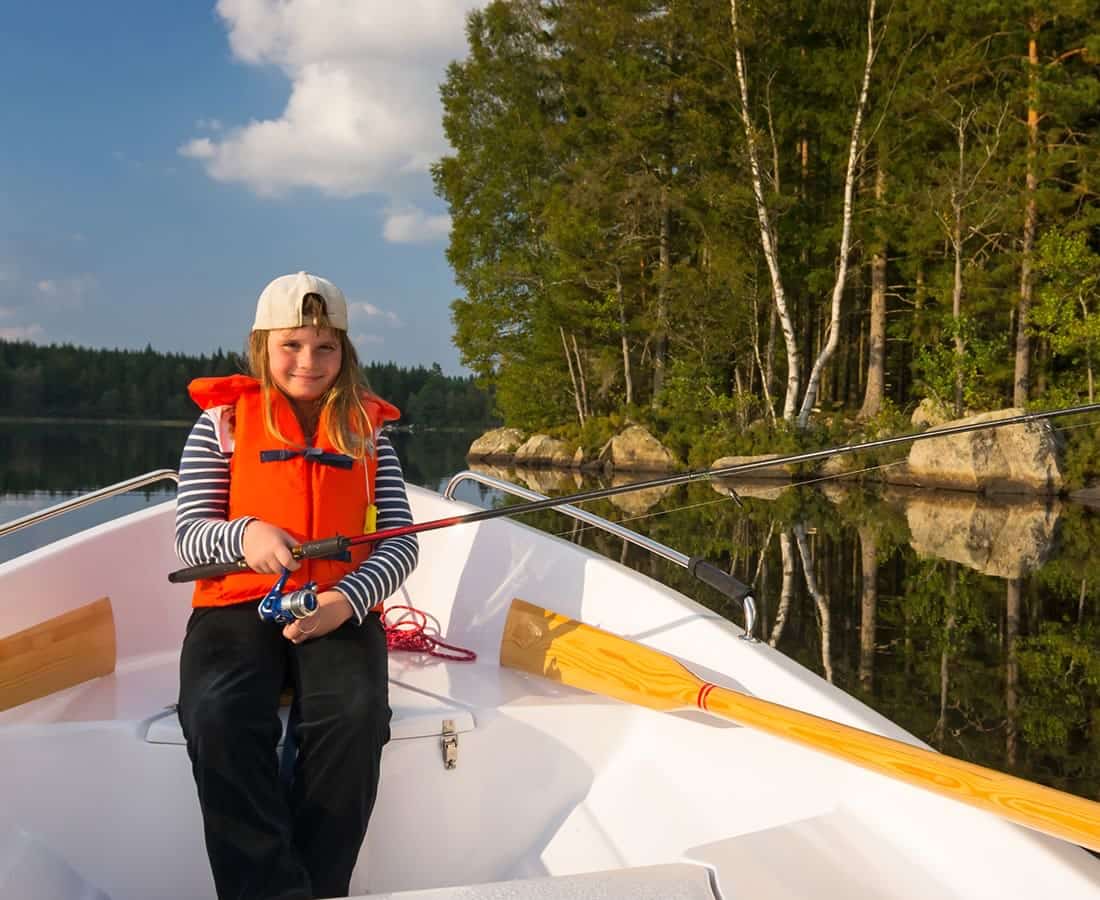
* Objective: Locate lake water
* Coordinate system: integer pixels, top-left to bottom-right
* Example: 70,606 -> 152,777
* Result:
2,420 -> 1098,804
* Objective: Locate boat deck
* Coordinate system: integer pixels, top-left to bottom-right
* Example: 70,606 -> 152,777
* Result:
0,652 -> 956,899
3,496 -> 1100,898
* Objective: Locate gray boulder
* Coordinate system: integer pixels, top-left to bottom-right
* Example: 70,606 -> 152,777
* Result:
513,435 -> 580,468
905,408 -> 1063,494
598,426 -> 678,472
468,427 -> 527,462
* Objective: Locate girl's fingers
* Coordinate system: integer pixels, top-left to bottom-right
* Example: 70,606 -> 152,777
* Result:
273,544 -> 298,571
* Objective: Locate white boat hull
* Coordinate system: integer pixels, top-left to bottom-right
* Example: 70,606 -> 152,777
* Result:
1,485 -> 1097,898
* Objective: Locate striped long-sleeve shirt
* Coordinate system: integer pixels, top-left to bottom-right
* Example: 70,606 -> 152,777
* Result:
174,410 -> 419,623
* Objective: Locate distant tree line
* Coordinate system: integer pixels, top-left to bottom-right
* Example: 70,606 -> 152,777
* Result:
435,0 -> 1099,444
0,339 -> 498,428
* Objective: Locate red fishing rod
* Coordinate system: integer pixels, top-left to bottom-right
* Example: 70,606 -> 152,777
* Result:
167,400 -> 1100,586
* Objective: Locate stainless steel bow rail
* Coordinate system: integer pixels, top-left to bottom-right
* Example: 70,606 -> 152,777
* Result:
0,469 -> 180,540
444,470 -> 759,641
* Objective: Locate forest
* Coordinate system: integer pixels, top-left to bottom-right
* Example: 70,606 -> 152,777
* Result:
0,339 -> 498,429
435,0 -> 1099,459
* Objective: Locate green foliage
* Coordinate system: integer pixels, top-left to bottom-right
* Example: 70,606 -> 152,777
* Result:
1030,228 -> 1100,402
436,0 -> 1100,439
911,315 -> 1008,412
1054,419 -> 1100,491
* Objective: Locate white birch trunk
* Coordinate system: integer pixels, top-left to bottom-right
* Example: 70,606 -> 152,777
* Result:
797,0 -> 877,427
560,326 -> 585,425
571,333 -> 589,419
730,0 -> 801,420
616,269 -> 634,406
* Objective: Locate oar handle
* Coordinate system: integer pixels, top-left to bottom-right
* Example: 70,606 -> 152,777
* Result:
700,682 -> 1100,852
166,536 -> 350,584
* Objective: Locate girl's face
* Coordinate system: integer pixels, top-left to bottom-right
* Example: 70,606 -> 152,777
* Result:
267,326 -> 343,406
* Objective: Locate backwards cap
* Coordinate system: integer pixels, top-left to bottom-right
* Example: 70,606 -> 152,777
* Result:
252,271 -> 348,331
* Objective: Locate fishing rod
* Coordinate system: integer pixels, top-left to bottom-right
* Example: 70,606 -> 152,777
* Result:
168,400 -> 1100,586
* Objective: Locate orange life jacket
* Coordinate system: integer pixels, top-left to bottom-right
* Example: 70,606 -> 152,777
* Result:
186,374 -> 400,609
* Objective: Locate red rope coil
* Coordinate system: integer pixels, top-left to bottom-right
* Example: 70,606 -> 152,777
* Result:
382,605 -> 477,661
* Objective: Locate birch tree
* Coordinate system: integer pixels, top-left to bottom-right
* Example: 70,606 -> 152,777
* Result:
795,0 -> 879,427
730,0 -> 881,426
728,0 -> 801,421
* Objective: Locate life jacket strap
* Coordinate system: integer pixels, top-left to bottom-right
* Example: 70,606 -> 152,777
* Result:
259,448 -> 355,469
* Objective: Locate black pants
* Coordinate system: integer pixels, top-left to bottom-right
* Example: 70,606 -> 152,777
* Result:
178,603 -> 391,900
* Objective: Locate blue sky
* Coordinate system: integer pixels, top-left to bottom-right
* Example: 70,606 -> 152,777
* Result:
0,1 -> 480,372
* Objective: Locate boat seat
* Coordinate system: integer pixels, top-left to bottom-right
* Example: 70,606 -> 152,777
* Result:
142,679 -> 475,746
360,863 -> 717,899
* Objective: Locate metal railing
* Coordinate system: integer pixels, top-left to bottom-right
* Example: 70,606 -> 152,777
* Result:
443,470 -> 757,640
0,469 -> 179,540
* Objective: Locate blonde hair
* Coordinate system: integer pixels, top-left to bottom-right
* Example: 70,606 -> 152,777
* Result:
247,294 -> 374,459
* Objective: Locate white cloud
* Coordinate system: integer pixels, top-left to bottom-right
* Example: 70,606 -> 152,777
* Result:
0,324 -> 45,341
383,207 -> 451,244
33,275 -> 95,310
0,306 -> 14,320
180,138 -> 215,160
181,0 -> 482,199
351,301 -> 402,328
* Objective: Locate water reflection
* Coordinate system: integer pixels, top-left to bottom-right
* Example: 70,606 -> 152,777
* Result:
894,487 -> 1060,578
0,421 -> 190,493
0,422 -> 479,564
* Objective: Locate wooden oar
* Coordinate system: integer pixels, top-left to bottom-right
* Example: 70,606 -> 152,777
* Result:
500,598 -> 1100,853
0,597 -> 116,712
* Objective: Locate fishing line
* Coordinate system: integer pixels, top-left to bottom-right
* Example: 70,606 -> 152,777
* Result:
1052,417 -> 1100,433
540,411 -> 1100,544
546,457 -> 909,541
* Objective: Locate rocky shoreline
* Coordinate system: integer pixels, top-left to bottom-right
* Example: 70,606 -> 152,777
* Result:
469,407 -> 1085,497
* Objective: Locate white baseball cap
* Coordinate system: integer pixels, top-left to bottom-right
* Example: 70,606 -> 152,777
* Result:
252,271 -> 349,331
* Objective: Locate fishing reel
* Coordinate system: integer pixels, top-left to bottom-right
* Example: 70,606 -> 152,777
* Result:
258,568 -> 319,624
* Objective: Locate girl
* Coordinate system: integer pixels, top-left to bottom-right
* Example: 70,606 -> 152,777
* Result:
174,271 -> 418,900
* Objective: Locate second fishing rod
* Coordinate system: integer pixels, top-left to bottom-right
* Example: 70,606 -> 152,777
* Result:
167,400 -> 1100,585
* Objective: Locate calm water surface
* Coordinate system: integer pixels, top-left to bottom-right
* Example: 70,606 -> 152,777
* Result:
2,421 -> 1098,804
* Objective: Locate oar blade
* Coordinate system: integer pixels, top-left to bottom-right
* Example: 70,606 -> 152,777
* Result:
0,597 -> 116,712
500,598 -> 700,712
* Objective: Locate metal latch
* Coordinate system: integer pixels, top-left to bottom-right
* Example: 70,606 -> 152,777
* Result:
441,719 -> 458,770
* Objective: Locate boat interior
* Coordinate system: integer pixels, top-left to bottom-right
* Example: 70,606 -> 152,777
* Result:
1,474 -> 1099,899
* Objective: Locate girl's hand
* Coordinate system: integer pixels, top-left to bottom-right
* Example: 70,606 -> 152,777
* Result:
242,520 -> 300,574
283,590 -> 354,644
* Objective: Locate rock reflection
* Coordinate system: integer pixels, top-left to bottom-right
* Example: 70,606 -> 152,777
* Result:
607,474 -> 673,516
890,488 -> 1061,578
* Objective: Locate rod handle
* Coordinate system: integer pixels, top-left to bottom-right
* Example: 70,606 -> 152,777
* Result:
688,557 -> 752,602
167,536 -> 351,583
167,558 -> 250,583
296,536 -> 351,559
